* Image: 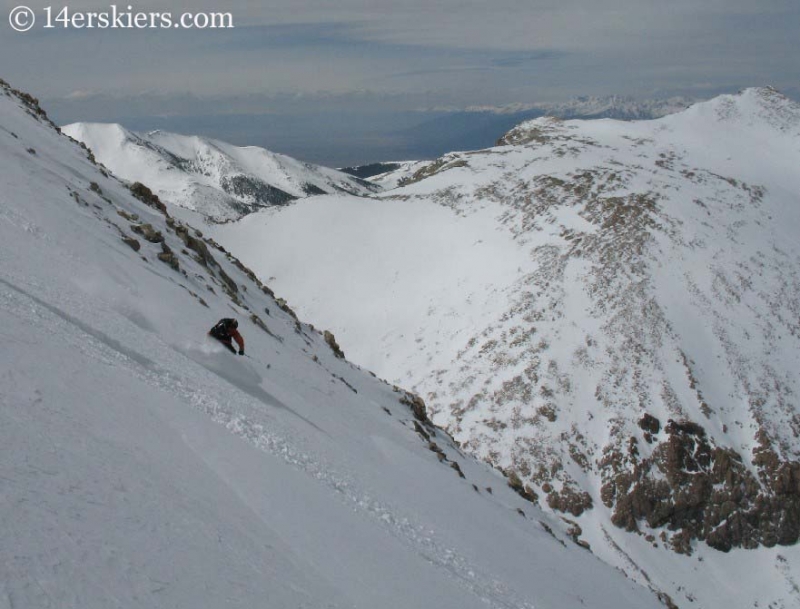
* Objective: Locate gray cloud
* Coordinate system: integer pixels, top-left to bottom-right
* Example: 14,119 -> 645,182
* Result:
1,0 -> 797,164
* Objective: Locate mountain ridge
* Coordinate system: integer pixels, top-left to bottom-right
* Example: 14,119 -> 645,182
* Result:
62,121 -> 379,222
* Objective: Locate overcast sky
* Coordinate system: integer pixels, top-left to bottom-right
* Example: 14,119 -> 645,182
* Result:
3,0 -> 798,165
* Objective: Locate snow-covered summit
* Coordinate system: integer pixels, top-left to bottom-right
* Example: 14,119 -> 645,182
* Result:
679,86 -> 800,133
501,87 -> 799,145
202,86 -> 800,609
62,121 -> 379,221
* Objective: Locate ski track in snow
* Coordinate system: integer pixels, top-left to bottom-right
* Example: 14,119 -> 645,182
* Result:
0,274 -> 536,609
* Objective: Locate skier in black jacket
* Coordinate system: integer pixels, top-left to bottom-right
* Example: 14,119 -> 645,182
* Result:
209,318 -> 245,355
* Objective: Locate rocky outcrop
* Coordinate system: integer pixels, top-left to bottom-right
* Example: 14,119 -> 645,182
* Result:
323,330 -> 345,359
121,236 -> 140,252
400,157 -> 469,186
400,392 -> 430,425
130,223 -> 163,243
173,223 -> 214,267
157,242 -> 180,271
546,484 -> 593,517
129,182 -> 168,215
1,78 -> 56,128
600,419 -> 800,553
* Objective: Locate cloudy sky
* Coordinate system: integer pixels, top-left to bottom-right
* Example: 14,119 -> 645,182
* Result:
3,0 -> 798,165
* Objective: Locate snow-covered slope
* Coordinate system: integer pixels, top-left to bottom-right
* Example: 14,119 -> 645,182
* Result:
0,80 -> 667,609
366,160 -> 431,190
341,160 -> 430,190
62,122 -> 379,221
203,87 -> 800,609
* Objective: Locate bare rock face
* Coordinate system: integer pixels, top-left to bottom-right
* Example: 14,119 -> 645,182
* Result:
400,393 -> 430,425
323,330 -> 345,359
546,484 -> 593,517
130,223 -> 163,244
639,413 -> 661,440
601,419 -> 800,553
121,236 -> 140,252
157,242 -> 180,271
175,224 -> 214,267
129,181 -> 167,215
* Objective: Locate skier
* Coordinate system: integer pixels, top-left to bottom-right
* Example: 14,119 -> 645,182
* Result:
209,318 -> 245,355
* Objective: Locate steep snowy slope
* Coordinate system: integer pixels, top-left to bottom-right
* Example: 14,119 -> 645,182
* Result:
205,88 -> 800,609
62,122 -> 379,221
0,80 -> 665,609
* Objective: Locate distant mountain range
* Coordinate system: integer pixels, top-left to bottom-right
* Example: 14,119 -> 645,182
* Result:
384,95 -> 695,162
430,94 -> 694,119
62,122 -> 378,222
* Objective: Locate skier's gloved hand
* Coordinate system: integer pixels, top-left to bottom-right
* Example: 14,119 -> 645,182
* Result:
239,349 -> 245,356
